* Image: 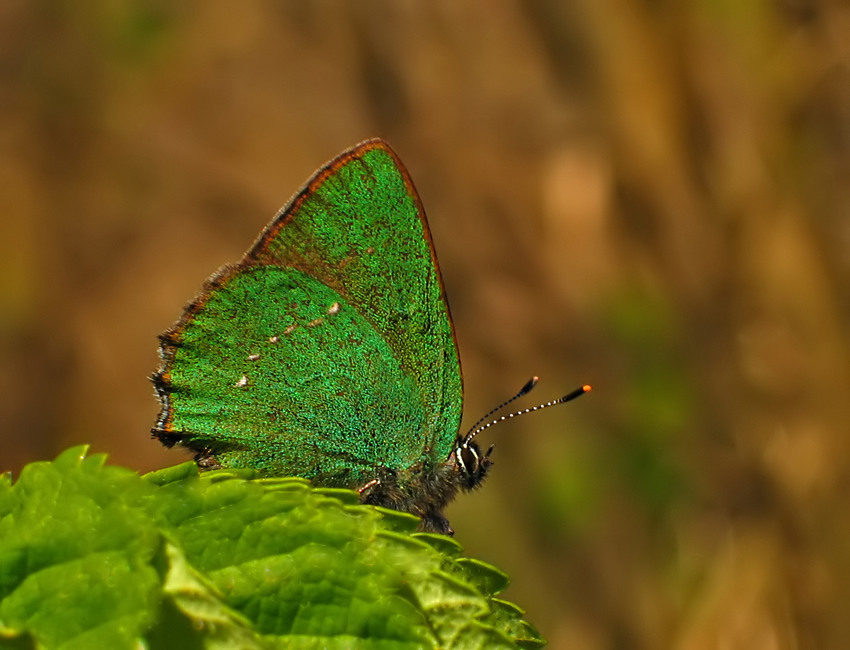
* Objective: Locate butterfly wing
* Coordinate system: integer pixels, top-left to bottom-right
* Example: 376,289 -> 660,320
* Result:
153,140 -> 463,486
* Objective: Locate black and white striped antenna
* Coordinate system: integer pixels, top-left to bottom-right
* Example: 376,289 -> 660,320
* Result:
461,379 -> 591,446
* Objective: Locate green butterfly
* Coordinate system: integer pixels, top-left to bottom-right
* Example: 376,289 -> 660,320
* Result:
153,139 -> 587,534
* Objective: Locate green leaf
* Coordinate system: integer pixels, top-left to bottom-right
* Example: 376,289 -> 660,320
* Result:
453,558 -> 511,596
0,448 -> 545,648
0,446 -> 160,648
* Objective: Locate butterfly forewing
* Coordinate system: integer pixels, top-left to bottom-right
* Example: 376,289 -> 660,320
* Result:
155,140 -> 463,484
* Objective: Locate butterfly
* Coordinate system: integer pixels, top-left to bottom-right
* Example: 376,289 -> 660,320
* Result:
152,139 -> 588,534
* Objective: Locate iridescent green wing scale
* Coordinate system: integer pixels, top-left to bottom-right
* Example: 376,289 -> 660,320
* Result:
154,140 -> 463,486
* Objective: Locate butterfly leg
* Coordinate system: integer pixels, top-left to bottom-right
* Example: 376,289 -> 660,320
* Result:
195,451 -> 222,471
358,478 -> 381,494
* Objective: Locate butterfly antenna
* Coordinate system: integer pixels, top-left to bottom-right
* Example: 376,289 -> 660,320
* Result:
462,384 -> 592,445
464,376 -> 540,439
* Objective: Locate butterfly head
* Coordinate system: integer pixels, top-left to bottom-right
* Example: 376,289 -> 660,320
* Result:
455,438 -> 493,491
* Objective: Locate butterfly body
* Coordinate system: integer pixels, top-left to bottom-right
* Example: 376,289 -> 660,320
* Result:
153,139 -> 488,534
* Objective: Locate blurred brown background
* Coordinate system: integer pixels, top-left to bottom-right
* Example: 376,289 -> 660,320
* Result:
1,1 -> 848,647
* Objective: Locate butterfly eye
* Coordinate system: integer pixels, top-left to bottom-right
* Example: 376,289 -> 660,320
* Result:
457,443 -> 480,475
455,441 -> 492,491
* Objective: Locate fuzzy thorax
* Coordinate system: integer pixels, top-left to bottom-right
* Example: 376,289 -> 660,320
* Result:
358,440 -> 492,535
